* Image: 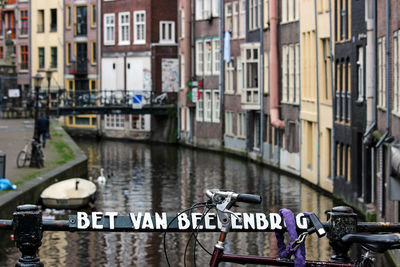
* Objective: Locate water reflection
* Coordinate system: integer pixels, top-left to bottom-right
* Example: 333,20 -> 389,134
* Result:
1,139 -> 335,266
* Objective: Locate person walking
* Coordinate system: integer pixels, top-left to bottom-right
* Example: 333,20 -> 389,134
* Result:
37,114 -> 49,148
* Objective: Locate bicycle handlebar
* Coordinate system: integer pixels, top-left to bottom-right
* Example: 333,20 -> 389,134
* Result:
206,189 -> 262,205
236,193 -> 262,204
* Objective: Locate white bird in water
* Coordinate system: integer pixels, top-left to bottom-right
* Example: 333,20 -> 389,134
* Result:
97,168 -> 106,185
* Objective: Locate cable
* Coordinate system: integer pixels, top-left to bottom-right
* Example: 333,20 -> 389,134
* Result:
192,205 -> 214,267
163,202 -> 209,267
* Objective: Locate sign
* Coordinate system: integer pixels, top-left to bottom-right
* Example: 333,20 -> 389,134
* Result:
72,211 -> 309,232
162,58 -> 179,92
8,89 -> 20,98
189,88 -> 202,103
132,94 -> 143,109
187,81 -> 203,87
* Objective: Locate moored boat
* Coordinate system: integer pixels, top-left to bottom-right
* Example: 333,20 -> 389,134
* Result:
40,178 -> 97,209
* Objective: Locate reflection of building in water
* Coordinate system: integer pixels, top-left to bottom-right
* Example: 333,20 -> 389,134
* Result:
40,231 -> 68,266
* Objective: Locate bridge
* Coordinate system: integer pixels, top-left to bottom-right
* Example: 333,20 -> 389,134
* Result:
2,89 -> 175,117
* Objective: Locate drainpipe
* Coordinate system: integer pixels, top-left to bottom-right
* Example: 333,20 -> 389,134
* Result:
189,0 -> 195,144
219,0 -> 225,147
269,0 -> 284,130
363,0 -> 377,144
329,0 -> 336,181
375,0 -> 390,148
314,0 -> 321,185
259,0 -> 264,157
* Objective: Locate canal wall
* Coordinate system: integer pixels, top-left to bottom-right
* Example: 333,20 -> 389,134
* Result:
0,124 -> 88,219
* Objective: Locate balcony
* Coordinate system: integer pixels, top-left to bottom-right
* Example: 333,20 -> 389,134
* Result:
68,58 -> 88,75
241,88 -> 260,110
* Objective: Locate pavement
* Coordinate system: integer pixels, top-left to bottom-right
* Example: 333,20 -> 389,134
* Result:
0,119 -> 62,186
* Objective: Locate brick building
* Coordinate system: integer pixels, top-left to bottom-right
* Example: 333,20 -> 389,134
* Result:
101,0 -> 178,140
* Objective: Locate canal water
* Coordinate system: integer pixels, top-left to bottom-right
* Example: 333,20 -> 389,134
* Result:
0,139 -> 338,266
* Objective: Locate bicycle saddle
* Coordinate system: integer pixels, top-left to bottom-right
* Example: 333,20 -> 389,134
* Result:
341,233 -> 400,253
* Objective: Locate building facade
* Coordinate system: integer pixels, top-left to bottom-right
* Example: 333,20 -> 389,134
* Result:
63,0 -> 100,131
30,0 -> 64,101
101,0 -> 178,140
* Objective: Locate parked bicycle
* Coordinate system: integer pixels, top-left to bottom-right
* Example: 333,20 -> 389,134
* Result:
164,189 -> 400,267
16,139 -> 44,168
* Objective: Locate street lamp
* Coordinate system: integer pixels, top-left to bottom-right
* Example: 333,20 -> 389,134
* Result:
30,73 -> 44,168
45,69 -> 54,138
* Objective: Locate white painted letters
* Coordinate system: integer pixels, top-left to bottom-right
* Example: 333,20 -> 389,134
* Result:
77,212 -> 90,229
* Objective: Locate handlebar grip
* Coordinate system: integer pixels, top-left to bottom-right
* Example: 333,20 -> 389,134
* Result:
236,194 -> 262,204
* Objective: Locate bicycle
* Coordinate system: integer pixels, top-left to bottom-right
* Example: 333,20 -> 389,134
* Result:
164,189 -> 400,266
16,139 -> 44,168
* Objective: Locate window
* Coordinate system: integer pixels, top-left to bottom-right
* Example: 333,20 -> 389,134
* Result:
281,0 -> 299,23
264,0 -> 270,28
38,47 -> 45,69
225,111 -> 234,136
282,44 -> 299,104
76,6 -> 87,36
196,40 -> 204,75
119,12 -> 130,45
66,42 -> 71,65
212,0 -> 219,17
66,6 -> 71,28
196,89 -> 204,121
91,4 -> 97,27
38,10 -> 44,33
105,115 -> 124,129
232,2 -> 239,39
134,11 -> 146,44
196,0 -> 217,20
239,0 -> 245,38
264,53 -> 269,94
378,37 -> 386,108
249,0 -> 260,31
51,47 -> 57,68
225,60 -> 234,93
180,54 -> 185,89
213,91 -> 220,122
204,90 -> 212,122
196,0 -> 204,20
225,3 -> 232,32
336,0 -> 351,41
130,115 -> 145,130
20,10 -> 28,35
0,47 -> 3,59
237,57 -> 244,94
204,40 -> 212,75
91,41 -> 97,65
212,38 -> 220,74
394,31 -> 400,114
160,21 -> 175,43
104,14 -> 115,45
237,112 -> 245,138
50,9 -> 57,32
357,46 -> 364,102
242,44 -> 260,105
20,45 -> 28,70
180,8 -> 185,39
322,39 -> 331,101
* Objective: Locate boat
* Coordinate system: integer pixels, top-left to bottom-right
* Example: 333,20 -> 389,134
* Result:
40,178 -> 97,209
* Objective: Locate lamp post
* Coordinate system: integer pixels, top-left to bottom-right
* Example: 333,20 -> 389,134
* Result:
30,73 -> 44,168
45,69 -> 53,138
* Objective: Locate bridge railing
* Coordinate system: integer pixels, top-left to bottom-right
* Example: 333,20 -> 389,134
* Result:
1,204 -> 400,266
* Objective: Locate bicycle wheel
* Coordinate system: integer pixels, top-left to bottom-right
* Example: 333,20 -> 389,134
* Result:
16,150 -> 27,168
37,148 -> 44,168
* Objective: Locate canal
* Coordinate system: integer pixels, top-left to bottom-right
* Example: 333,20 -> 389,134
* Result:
1,139 -> 338,266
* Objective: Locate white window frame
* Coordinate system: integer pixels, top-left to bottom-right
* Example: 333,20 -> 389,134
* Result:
130,115 -> 145,130
212,0 -> 219,17
105,114 -> 124,129
357,46 -> 364,102
378,37 -> 386,109
237,57 -> 243,95
180,54 -> 185,90
196,0 -> 204,20
118,12 -> 130,45
225,3 -> 232,32
249,0 -> 260,31
196,89 -> 204,121
134,11 -> 146,45
281,0 -> 299,23
212,90 -> 220,122
237,112 -> 245,138
104,13 -> 115,45
241,43 -> 260,105
225,111 -> 234,136
225,60 -> 234,94
239,0 -> 246,38
196,0 -> 214,20
204,90 -> 212,122
232,2 -> 239,39
196,40 -> 204,76
212,38 -> 220,75
160,21 -> 175,44
204,39 -> 212,75
180,8 -> 185,39
394,31 -> 400,115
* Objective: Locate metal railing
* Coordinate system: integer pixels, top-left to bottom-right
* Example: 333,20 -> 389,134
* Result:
1,204 -> 400,266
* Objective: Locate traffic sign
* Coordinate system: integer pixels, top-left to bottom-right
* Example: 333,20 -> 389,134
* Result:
132,94 -> 143,109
